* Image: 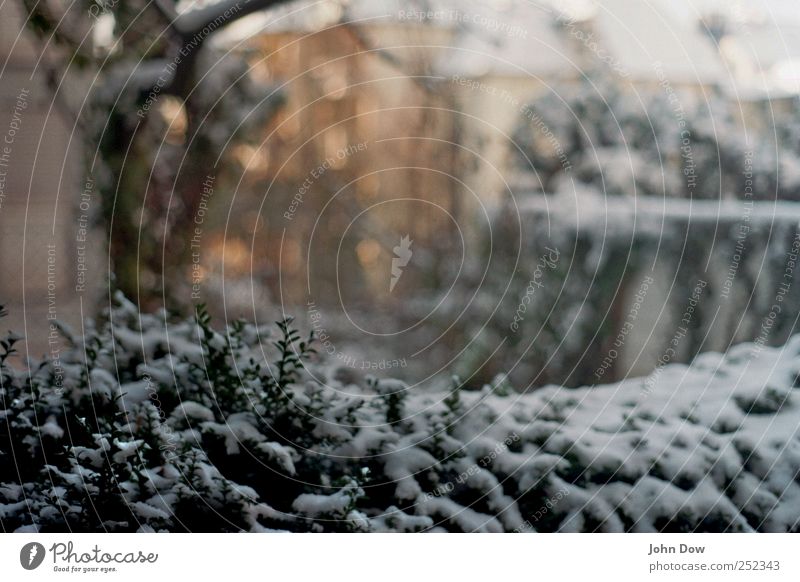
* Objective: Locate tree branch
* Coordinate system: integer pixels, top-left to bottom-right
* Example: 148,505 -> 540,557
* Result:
150,0 -> 180,25
173,0 -> 289,38
125,0 -> 289,101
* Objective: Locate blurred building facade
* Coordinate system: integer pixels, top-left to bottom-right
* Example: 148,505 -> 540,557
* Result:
4,0 -> 800,383
0,2 -> 98,359
153,0 -> 800,383
218,3 -> 462,310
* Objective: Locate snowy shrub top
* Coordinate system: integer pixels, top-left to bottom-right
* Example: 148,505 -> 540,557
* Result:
1,294 -> 799,532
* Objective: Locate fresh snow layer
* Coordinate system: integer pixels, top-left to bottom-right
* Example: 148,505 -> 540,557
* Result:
3,297 -> 800,532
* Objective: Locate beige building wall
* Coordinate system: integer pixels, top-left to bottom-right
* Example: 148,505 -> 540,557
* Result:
0,2 -> 99,359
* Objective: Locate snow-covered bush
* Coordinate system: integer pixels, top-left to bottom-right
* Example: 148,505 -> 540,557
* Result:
513,75 -> 800,200
2,295 -> 800,532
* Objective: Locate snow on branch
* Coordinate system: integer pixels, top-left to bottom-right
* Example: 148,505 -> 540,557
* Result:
172,0 -> 289,39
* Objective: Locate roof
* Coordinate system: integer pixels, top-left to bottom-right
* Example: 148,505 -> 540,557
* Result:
591,0 -> 727,86
432,1 -> 577,79
720,23 -> 800,95
214,0 -> 577,79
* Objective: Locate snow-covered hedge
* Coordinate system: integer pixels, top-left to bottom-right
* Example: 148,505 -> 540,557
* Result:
2,295 -> 799,532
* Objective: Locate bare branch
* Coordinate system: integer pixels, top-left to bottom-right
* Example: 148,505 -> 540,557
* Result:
173,0 -> 289,38
156,0 -> 291,99
150,0 -> 180,25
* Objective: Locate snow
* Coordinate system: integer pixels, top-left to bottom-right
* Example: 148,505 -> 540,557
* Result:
5,298 -> 800,532
434,1 -> 576,79
199,414 -> 264,455
118,380 -> 153,408
382,444 -> 437,500
256,442 -> 297,475
39,416 -> 65,439
131,501 -> 171,521
592,0 -> 727,86
418,496 -> 504,533
112,439 -> 144,464
519,190 -> 800,231
173,401 -> 216,422
292,481 -> 362,517
721,23 -> 800,94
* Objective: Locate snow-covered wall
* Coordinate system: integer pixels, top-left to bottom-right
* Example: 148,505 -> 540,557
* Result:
511,192 -> 800,384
